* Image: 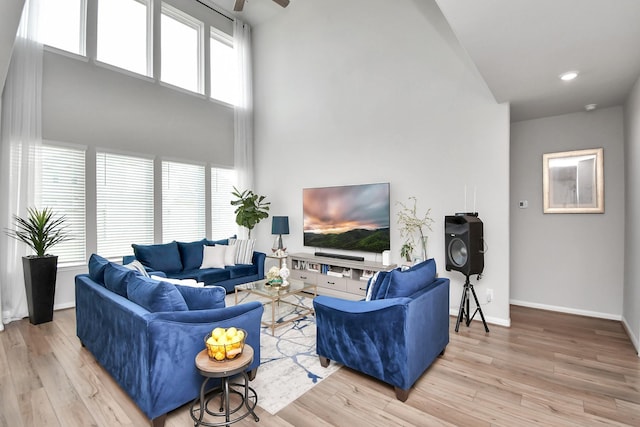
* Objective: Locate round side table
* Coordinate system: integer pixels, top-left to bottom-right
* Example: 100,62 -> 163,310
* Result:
190,344 -> 259,427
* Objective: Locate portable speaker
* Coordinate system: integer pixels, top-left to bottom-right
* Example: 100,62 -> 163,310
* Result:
445,215 -> 484,276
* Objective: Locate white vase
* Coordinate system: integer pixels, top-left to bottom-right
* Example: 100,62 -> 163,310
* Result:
279,260 -> 290,285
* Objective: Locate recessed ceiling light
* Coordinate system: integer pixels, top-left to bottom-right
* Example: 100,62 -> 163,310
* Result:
585,104 -> 597,111
560,71 -> 579,81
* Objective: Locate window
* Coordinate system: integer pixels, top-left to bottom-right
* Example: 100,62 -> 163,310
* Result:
97,0 -> 150,76
161,4 -> 203,93
211,167 -> 237,240
38,0 -> 86,55
210,30 -> 236,105
96,151 -> 154,259
162,161 -> 205,242
40,143 -> 86,265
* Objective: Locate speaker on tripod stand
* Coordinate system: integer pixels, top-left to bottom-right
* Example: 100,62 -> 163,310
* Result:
445,214 -> 489,333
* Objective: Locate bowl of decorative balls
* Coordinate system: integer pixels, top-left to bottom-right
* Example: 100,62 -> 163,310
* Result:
204,327 -> 246,362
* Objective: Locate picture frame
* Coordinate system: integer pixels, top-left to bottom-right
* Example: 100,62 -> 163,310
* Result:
542,148 -> 604,214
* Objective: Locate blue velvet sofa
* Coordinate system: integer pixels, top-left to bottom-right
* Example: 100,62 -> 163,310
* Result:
122,238 -> 265,293
75,254 -> 264,427
313,259 -> 449,401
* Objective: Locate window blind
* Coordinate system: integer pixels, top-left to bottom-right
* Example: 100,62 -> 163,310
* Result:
41,143 -> 86,265
211,167 -> 237,240
162,161 -> 205,242
96,151 -> 154,259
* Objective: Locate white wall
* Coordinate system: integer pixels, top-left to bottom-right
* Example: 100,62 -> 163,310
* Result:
252,0 -> 511,326
0,0 -> 24,94
624,77 -> 640,353
510,107 -> 625,319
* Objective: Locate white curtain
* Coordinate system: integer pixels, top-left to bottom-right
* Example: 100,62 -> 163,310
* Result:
0,0 -> 43,330
233,19 -> 254,201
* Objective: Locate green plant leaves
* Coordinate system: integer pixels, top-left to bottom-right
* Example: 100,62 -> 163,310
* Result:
6,207 -> 70,257
230,187 -> 270,238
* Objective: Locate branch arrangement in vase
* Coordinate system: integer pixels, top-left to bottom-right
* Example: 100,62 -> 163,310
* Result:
396,196 -> 434,263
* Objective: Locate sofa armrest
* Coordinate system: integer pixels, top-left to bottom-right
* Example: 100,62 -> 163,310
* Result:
252,251 -> 266,279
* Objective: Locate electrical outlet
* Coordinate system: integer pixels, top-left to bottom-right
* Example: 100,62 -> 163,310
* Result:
486,289 -> 493,303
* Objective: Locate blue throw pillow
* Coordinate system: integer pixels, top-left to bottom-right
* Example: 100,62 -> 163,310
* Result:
373,272 -> 393,300
88,253 -> 110,285
175,285 -> 226,310
206,237 -> 230,246
127,276 -> 189,312
177,239 -> 208,271
385,258 -> 437,299
132,241 -> 183,273
104,262 -> 138,298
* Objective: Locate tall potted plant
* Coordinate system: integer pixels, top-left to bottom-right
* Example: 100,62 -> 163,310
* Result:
230,187 -> 270,238
6,207 -> 69,324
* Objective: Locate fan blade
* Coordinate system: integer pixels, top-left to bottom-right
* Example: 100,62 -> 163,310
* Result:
234,0 -> 245,11
273,0 -> 289,7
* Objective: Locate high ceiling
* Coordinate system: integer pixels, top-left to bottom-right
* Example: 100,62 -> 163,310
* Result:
435,0 -> 640,122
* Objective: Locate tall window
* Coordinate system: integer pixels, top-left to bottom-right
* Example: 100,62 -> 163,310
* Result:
211,167 -> 237,240
97,0 -> 150,76
40,143 -> 86,265
39,0 -> 86,55
161,4 -> 203,93
210,30 -> 236,105
162,161 -> 205,242
96,152 -> 154,259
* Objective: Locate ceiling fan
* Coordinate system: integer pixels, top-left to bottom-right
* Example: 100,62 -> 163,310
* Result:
234,0 -> 289,12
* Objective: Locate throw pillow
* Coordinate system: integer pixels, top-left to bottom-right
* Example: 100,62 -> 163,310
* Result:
127,276 -> 189,312
88,253 -> 110,285
201,245 -> 226,269
123,260 -> 150,277
132,241 -> 183,273
104,262 -> 138,298
231,239 -> 255,264
175,284 -> 226,310
385,258 -> 437,299
365,271 -> 381,301
224,244 -> 237,266
177,239 -> 208,271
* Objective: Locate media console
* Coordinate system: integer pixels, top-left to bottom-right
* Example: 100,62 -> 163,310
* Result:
288,252 -> 397,300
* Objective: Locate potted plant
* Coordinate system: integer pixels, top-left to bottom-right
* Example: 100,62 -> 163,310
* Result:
396,196 -> 434,263
6,207 -> 70,324
230,187 -> 270,238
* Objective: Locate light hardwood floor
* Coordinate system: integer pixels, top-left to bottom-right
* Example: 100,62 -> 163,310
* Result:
1,305 -> 638,426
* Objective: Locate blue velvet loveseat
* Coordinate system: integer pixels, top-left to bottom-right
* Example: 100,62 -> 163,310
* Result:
75,254 -> 264,427
123,238 -> 265,293
313,259 -> 449,401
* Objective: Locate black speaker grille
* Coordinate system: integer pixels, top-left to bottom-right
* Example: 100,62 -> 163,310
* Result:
448,238 -> 467,267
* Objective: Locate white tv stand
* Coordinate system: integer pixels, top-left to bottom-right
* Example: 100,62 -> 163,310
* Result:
288,252 -> 397,300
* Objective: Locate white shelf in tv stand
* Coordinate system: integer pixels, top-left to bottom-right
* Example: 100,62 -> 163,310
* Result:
288,252 -> 397,300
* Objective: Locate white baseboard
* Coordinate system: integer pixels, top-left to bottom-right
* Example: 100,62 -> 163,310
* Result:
449,308 -> 511,328
621,316 -> 640,357
54,302 -> 75,311
509,299 -> 622,321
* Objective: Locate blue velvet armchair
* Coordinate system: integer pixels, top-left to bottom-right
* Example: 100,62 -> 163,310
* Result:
313,259 -> 450,401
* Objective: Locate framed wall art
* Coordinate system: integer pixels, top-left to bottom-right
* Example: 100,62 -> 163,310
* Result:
542,148 -> 604,214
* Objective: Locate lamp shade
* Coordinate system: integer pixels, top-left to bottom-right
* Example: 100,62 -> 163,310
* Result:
271,216 -> 290,235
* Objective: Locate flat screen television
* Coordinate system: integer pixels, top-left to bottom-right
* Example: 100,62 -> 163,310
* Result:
303,183 -> 390,253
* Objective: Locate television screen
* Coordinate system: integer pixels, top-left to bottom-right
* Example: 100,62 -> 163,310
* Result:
303,183 -> 390,253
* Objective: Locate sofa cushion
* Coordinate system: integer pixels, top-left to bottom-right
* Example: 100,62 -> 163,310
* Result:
206,238 -> 230,246
104,262 -> 138,298
384,258 -> 437,299
175,285 -> 226,310
226,264 -> 258,279
127,276 -> 189,312
88,253 -> 110,285
177,239 -> 208,271
231,239 -> 255,264
132,241 -> 183,273
201,245 -> 226,269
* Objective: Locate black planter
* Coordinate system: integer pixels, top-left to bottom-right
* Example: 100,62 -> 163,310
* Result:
22,255 -> 58,325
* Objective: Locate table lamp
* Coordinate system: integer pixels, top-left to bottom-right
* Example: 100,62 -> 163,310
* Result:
271,216 -> 289,252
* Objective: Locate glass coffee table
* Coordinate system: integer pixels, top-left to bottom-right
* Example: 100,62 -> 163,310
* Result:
234,278 -> 317,335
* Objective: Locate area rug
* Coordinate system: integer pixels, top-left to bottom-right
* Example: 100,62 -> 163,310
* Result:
227,292 -> 341,414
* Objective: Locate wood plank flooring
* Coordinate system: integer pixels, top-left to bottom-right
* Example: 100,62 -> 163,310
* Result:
1,305 -> 638,426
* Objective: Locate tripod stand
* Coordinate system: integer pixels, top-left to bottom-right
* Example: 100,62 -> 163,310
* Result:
455,274 -> 489,333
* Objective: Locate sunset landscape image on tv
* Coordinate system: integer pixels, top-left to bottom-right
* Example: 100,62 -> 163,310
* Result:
303,183 -> 390,253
